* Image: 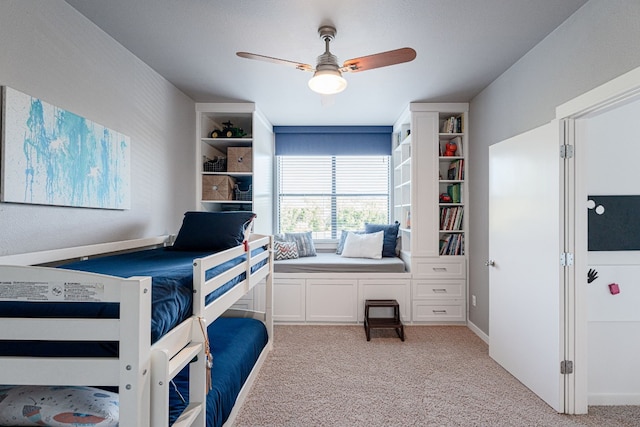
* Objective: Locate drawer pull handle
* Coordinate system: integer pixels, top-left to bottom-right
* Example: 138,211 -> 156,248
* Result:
433,267 -> 447,272
432,310 -> 447,314
432,289 -> 447,293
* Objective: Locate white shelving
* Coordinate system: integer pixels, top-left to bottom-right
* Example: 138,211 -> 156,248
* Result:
437,113 -> 466,256
393,103 -> 469,324
393,133 -> 412,254
195,103 -> 274,235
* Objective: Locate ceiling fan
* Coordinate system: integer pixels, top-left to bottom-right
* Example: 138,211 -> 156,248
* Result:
237,25 -> 416,95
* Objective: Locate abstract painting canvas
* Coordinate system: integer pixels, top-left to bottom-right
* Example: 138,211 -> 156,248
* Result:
1,86 -> 131,209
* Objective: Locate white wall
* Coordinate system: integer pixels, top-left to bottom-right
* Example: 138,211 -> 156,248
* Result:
583,98 -> 640,404
0,1 -> 196,256
468,0 -> 640,334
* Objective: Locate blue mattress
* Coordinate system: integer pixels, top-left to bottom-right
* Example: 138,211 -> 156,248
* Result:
0,246 -> 267,356
169,317 -> 268,427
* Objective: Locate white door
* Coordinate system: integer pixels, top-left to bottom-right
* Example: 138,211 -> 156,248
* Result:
489,121 -> 565,412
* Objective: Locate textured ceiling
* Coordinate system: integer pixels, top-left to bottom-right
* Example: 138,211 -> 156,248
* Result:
65,0 -> 588,126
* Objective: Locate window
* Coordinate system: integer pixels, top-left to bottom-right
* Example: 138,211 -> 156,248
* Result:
277,155 -> 390,239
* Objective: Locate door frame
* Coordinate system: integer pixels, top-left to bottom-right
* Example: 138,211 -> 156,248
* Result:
556,66 -> 640,414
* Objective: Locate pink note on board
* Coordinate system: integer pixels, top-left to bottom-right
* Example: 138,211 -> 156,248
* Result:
609,283 -> 620,295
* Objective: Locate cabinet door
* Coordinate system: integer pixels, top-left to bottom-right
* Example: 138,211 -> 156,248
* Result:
358,279 -> 411,322
273,278 -> 305,322
410,111 -> 440,257
306,279 -> 357,322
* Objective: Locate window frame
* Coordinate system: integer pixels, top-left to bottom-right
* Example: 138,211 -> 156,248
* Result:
275,155 -> 391,240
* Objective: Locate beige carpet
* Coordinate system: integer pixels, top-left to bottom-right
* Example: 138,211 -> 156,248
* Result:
234,325 -> 640,427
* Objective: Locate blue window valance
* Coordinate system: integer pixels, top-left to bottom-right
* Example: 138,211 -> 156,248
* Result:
274,126 -> 392,156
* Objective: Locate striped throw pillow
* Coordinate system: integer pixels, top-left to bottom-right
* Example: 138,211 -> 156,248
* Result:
274,241 -> 299,260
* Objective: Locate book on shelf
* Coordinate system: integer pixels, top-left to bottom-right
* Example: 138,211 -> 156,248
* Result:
447,183 -> 462,204
439,207 -> 448,230
439,233 -> 465,255
441,116 -> 463,134
439,206 -> 464,231
446,159 -> 464,180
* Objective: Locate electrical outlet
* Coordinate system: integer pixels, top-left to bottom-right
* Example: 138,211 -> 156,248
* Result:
472,295 -> 477,307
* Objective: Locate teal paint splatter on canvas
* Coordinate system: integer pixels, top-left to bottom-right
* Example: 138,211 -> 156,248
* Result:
2,87 -> 130,209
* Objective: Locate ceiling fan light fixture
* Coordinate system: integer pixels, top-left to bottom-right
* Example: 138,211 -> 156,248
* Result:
308,69 -> 347,95
238,25 -> 416,96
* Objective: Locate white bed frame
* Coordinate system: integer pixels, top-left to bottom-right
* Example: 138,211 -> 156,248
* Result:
0,234 -> 273,427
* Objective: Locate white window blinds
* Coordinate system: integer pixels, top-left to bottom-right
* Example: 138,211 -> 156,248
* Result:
277,155 -> 390,239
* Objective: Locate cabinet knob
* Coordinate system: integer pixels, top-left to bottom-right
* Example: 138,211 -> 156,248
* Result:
485,260 -> 495,267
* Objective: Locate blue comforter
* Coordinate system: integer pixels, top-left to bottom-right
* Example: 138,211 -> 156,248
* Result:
0,246 -> 267,355
169,317 -> 269,427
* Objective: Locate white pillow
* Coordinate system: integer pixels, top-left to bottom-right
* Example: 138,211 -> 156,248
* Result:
0,385 -> 119,427
340,231 -> 384,259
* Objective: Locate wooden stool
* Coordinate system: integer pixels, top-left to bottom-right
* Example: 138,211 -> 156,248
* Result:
364,299 -> 405,341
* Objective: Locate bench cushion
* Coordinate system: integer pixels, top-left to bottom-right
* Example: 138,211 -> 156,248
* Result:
274,252 -> 405,274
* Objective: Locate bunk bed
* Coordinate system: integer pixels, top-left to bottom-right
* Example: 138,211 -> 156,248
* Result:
0,211 -> 274,427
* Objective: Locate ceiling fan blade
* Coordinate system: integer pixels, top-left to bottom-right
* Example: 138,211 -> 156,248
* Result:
342,47 -> 416,73
236,52 -> 314,72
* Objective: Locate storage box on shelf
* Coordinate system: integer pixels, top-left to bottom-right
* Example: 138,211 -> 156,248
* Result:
234,184 -> 252,201
227,147 -> 253,172
202,175 -> 236,201
203,156 -> 226,172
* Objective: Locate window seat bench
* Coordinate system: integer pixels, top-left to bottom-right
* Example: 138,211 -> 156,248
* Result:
273,249 -> 410,324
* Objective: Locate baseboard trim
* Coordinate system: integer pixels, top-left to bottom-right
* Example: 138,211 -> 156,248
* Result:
466,320 -> 489,344
588,393 -> 640,405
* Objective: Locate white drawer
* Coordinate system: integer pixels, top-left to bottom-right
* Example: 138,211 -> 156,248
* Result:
413,280 -> 465,299
413,258 -> 466,279
412,301 -> 465,322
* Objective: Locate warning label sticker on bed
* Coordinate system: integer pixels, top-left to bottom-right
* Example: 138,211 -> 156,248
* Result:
0,281 -> 105,302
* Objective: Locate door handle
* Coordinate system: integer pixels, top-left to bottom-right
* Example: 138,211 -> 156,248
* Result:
485,260 -> 495,267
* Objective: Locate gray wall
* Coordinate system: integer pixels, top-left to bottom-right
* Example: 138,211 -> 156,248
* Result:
468,0 -> 640,335
0,1 -> 196,256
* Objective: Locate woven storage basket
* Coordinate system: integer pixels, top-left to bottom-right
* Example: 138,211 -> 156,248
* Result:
202,175 -> 236,200
227,147 -> 252,172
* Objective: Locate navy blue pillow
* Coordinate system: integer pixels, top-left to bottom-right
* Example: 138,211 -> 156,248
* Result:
364,222 -> 400,257
171,211 -> 256,251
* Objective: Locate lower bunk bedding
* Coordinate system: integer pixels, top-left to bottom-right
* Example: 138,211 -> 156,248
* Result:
169,317 -> 268,427
0,317 -> 268,427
